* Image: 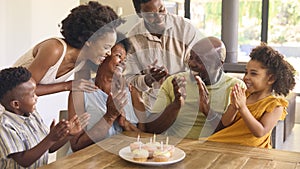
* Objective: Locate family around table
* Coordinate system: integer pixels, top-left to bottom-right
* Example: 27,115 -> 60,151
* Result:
0,0 -> 296,168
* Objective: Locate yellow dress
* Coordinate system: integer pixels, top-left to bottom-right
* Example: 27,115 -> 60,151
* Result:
207,95 -> 288,148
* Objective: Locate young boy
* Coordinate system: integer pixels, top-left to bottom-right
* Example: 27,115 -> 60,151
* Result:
0,67 -> 89,168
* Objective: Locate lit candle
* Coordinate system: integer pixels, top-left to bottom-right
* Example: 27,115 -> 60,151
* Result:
166,137 -> 169,146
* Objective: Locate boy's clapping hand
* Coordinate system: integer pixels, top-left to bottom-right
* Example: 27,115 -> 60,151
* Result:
48,119 -> 70,142
68,113 -> 90,136
48,113 -> 90,141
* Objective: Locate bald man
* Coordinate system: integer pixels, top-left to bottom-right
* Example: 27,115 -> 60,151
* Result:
144,37 -> 246,139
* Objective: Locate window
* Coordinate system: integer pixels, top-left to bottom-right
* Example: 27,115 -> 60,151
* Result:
164,0 -> 178,15
238,0 -> 262,62
269,0 -> 300,93
165,0 -> 222,38
190,0 -> 222,38
186,0 -> 300,92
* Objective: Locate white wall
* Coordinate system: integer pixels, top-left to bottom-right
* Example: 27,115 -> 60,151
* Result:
0,0 -> 138,125
81,0 -> 135,16
81,0 -> 139,34
296,97 -> 300,123
0,0 -> 79,126
0,1 -> 32,69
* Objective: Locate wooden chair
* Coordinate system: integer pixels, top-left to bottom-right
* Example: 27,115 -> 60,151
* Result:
56,110 -> 71,160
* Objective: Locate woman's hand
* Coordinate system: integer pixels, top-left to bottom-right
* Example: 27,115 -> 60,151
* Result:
70,79 -> 98,92
105,90 -> 128,123
118,116 -> 140,131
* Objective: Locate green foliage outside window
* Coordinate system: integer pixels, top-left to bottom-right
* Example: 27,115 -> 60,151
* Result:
269,0 -> 300,45
189,0 -> 300,45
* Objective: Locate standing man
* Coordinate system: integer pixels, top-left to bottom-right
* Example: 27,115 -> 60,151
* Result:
124,0 -> 201,114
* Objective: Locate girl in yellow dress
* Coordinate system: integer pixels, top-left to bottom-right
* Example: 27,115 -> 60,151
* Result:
208,43 -> 296,148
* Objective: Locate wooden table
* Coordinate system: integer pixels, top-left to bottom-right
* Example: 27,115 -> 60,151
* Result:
39,132 -> 300,169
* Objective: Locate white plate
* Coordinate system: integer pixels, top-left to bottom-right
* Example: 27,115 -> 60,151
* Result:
118,146 -> 186,166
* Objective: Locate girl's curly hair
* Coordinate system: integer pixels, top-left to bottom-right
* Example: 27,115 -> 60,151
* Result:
249,42 -> 296,96
60,1 -> 122,49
